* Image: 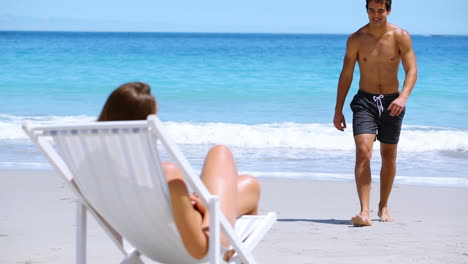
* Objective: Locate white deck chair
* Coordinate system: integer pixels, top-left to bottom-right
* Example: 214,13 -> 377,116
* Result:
23,115 -> 276,264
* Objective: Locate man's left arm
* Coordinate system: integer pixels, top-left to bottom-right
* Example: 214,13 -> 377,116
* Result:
388,30 -> 418,116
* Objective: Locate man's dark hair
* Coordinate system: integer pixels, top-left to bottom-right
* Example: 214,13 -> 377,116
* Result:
366,0 -> 392,10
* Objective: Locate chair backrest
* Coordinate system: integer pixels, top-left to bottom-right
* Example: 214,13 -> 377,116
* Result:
46,121 -> 202,263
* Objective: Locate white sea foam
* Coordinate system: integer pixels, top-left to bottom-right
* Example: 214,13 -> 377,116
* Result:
0,114 -> 95,140
245,171 -> 468,188
163,121 -> 354,150
161,122 -> 468,152
1,114 -> 467,153
0,161 -> 51,170
1,113 -> 465,188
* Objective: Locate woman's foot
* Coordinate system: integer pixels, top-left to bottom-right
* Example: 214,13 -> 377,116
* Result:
223,248 -> 236,262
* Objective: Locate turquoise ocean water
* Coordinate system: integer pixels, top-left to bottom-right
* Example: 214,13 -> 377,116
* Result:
1,31 -> 467,187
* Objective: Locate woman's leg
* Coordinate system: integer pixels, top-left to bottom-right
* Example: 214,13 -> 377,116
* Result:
236,174 -> 260,216
200,145 -> 261,245
165,145 -> 260,259
200,145 -> 239,229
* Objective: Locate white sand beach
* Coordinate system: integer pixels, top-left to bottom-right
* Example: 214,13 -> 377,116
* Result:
1,170 -> 467,264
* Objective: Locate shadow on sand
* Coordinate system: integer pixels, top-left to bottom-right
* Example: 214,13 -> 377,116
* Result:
277,218 -> 351,225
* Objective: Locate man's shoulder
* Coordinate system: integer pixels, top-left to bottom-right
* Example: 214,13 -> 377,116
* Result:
388,23 -> 411,38
351,25 -> 369,37
348,25 -> 369,42
348,27 -> 365,42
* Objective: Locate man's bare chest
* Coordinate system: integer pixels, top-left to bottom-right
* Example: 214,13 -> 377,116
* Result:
358,39 -> 400,64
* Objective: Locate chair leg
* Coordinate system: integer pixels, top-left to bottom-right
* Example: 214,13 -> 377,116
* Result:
209,196 -> 221,264
76,202 -> 87,264
120,249 -> 144,264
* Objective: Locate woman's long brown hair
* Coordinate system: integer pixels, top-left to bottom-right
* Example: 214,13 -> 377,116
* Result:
98,82 -> 157,121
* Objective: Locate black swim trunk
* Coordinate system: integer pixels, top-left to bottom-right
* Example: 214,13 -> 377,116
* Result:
350,90 -> 405,144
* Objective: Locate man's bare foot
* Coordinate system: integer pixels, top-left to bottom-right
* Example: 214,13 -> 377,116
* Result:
378,207 -> 393,222
351,215 -> 372,226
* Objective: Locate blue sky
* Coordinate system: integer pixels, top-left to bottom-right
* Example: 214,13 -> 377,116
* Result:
2,0 -> 467,35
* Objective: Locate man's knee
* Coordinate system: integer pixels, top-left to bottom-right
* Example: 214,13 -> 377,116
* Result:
356,146 -> 372,164
380,144 -> 398,161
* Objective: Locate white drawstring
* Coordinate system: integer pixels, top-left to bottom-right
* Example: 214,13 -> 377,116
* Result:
373,95 -> 384,116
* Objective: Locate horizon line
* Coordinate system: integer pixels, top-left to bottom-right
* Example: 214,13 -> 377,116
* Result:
1,29 -> 467,37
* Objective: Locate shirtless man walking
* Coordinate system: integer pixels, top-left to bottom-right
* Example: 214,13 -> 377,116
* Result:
333,0 -> 417,226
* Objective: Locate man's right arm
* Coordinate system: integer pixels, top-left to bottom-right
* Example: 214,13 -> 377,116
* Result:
334,35 -> 358,131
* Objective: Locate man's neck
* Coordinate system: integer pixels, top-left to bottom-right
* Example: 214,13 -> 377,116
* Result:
368,23 -> 389,38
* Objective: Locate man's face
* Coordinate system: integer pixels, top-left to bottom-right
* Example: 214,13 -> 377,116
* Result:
367,1 -> 390,25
